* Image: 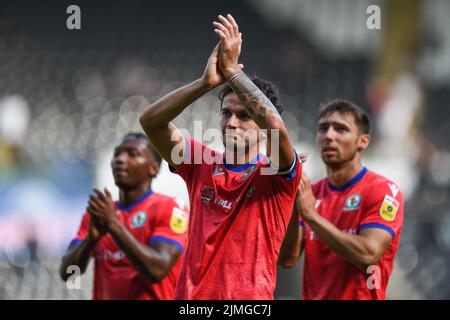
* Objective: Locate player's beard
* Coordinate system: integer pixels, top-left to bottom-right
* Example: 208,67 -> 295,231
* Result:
223,132 -> 261,162
322,148 -> 358,170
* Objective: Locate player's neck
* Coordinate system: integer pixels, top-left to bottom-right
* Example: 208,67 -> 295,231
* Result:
119,182 -> 153,207
327,162 -> 363,188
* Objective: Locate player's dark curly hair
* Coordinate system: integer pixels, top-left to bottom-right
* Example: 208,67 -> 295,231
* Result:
318,99 -> 371,134
218,76 -> 283,115
122,132 -> 162,165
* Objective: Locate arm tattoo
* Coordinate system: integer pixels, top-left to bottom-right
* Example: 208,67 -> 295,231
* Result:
228,70 -> 282,127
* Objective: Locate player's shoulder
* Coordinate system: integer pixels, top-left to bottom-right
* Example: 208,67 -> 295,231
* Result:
151,192 -> 188,209
364,170 -> 403,198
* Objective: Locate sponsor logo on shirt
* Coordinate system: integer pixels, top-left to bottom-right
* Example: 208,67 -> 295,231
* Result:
214,197 -> 233,210
95,249 -> 126,261
379,194 -> 399,221
388,183 -> 400,198
200,186 -> 214,205
344,194 -> 361,211
131,211 -> 147,228
308,228 -> 356,241
170,207 -> 188,234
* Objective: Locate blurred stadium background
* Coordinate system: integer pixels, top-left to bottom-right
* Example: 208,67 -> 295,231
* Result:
1,0 -> 449,299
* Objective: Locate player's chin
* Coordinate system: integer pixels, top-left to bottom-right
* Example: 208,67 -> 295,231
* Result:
322,155 -> 341,165
113,177 -> 131,189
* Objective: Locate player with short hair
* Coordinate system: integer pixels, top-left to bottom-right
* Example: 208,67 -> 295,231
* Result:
139,14 -> 302,299
59,132 -> 189,300
278,99 -> 404,300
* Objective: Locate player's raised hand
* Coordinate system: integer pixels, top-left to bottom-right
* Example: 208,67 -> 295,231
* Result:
297,173 -> 317,222
298,153 -> 308,164
202,42 -> 244,89
213,14 -> 243,78
87,214 -> 107,242
88,188 -> 118,228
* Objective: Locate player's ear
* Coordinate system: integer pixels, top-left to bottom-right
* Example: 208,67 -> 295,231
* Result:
149,161 -> 160,178
357,133 -> 370,151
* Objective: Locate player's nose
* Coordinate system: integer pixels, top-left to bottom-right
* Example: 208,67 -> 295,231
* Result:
323,127 -> 336,140
226,113 -> 240,128
113,152 -> 128,165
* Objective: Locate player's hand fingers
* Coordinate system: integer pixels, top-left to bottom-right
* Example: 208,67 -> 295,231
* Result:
218,14 -> 234,37
299,153 -> 308,163
298,176 -> 305,193
88,198 -> 102,212
227,14 -> 239,36
213,21 -> 230,38
238,63 -> 244,69
87,206 -> 100,218
93,188 -> 107,201
104,187 -> 112,199
214,29 -> 227,41
302,173 -> 311,186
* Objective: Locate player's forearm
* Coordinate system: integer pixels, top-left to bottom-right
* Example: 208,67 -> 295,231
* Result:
226,69 -> 294,167
59,236 -> 97,281
139,78 -> 211,130
304,211 -> 380,271
107,219 -> 168,282
226,70 -> 283,129
278,206 -> 303,268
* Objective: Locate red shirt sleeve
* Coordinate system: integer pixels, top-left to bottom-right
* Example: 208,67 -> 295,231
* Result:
358,181 -> 404,239
267,152 -> 303,197
170,137 -> 210,182
70,212 -> 90,245
149,197 -> 189,251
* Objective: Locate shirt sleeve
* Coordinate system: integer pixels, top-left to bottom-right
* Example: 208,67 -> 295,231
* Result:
70,212 -> 90,246
149,197 -> 189,252
358,181 -> 404,239
268,152 -> 303,197
169,137 -> 204,183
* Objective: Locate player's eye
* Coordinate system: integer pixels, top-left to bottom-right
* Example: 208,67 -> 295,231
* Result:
221,110 -> 231,118
239,113 -> 250,120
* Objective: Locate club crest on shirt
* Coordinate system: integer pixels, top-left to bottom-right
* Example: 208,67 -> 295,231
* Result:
131,211 -> 147,228
170,207 -> 188,234
344,194 -> 361,211
379,194 -> 399,221
200,185 -> 215,205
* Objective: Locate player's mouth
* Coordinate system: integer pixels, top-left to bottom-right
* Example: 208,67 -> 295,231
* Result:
113,167 -> 129,176
321,146 -> 338,156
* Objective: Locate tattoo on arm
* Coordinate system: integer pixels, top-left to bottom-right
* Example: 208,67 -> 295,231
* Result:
228,70 -> 282,127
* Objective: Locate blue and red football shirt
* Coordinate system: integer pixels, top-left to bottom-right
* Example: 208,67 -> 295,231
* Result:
299,167 -> 404,300
71,190 -> 189,300
172,138 -> 302,299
